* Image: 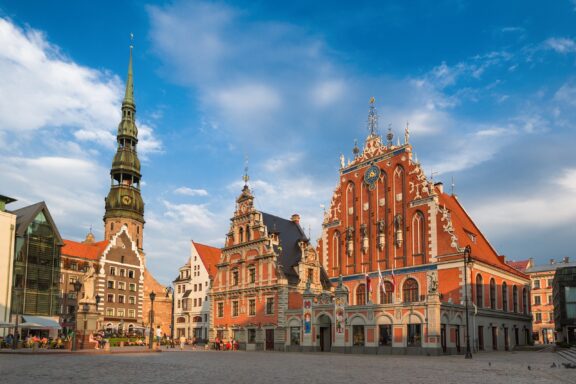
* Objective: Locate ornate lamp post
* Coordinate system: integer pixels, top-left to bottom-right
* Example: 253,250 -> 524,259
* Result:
149,291 -> 156,350
463,245 -> 473,359
165,286 -> 174,340
80,303 -> 90,349
72,279 -> 83,351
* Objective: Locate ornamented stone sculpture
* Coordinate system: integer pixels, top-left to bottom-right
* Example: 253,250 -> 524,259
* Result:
81,264 -> 96,303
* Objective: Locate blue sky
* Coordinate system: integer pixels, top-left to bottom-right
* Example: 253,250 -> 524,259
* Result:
1,0 -> 575,284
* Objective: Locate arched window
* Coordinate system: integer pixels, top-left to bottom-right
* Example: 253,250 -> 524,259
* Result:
356,284 -> 366,305
502,282 -> 508,312
475,274 -> 484,308
513,285 -> 518,312
411,211 -> 425,259
490,278 -> 496,309
239,227 -> 244,243
332,231 -> 341,269
522,287 -> 528,314
380,282 -> 393,304
246,225 -> 251,241
403,278 -> 419,303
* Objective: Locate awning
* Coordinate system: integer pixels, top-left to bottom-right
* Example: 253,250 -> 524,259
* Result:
21,316 -> 61,330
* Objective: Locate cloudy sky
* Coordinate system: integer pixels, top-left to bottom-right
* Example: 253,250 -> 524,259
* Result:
1,0 -> 575,284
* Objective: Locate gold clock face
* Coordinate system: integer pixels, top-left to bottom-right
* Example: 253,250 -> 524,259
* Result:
122,195 -> 132,205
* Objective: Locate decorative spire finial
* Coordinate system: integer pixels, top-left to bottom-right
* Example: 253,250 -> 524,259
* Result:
386,124 -> 393,148
242,156 -> 249,186
451,176 -> 455,195
405,121 -> 410,144
367,97 -> 378,136
353,139 -> 360,157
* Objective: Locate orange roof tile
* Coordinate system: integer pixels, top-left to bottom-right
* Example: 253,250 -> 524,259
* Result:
61,239 -> 108,261
193,241 -> 221,278
438,193 -> 528,280
506,260 -> 531,273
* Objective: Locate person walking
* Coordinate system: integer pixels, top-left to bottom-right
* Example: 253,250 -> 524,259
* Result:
179,335 -> 186,351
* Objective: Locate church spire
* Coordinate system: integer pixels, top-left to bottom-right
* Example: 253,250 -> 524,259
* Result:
123,33 -> 135,106
367,96 -> 378,136
104,36 -> 145,248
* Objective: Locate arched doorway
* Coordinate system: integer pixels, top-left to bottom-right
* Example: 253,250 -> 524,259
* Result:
318,314 -> 332,352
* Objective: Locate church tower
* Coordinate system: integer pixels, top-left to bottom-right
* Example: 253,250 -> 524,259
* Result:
104,38 -> 145,250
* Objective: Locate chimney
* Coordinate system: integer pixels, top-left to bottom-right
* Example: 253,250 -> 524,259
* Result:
528,257 -> 534,268
291,214 -> 301,225
564,256 -> 570,264
550,259 -> 555,265
434,182 -> 444,194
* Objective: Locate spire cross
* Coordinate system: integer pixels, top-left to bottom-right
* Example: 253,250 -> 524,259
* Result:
405,121 -> 410,144
130,32 -> 134,48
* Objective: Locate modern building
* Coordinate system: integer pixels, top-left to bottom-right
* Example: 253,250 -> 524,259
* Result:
553,266 -> 576,344
311,101 -> 533,354
209,176 -> 330,351
10,201 -> 63,338
173,241 -> 220,341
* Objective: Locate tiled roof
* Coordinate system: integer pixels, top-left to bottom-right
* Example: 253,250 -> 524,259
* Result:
506,260 -> 531,273
526,261 -> 576,274
438,193 -> 528,280
193,241 -> 222,279
61,239 -> 108,261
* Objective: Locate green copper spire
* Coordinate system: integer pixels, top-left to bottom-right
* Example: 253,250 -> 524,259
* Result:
105,34 -> 145,230
123,33 -> 134,106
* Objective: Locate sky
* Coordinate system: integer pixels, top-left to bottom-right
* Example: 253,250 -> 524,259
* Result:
1,0 -> 575,285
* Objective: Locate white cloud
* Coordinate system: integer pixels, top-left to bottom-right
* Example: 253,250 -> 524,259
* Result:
544,37 -> 576,54
311,80 -> 345,107
162,200 -> 217,229
174,187 -> 209,196
556,168 -> 576,192
0,18 -> 162,154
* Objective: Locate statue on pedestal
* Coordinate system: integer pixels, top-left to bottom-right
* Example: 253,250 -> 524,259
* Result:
80,264 -> 97,303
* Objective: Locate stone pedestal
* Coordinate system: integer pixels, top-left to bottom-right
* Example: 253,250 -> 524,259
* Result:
76,301 -> 99,350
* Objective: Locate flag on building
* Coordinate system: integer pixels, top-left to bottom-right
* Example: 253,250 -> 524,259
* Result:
365,273 -> 371,304
390,268 -> 396,292
378,265 -> 385,294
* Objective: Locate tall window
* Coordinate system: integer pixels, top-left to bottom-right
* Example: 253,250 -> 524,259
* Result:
332,231 -> 341,269
513,286 -> 518,312
356,284 -> 366,305
232,301 -> 239,317
380,282 -> 393,304
249,267 -> 256,283
403,278 -> 419,303
266,297 -> 274,314
248,329 -> 256,343
379,325 -> 392,345
249,299 -> 256,316
523,287 -> 528,314
502,282 -> 508,312
475,274 -> 484,308
246,225 -> 251,241
232,270 -> 239,286
534,296 -> 541,305
533,280 -> 540,289
110,267 -> 116,276
490,278 -> 496,309
217,302 -> 224,317
411,211 -> 425,259
239,228 -> 244,243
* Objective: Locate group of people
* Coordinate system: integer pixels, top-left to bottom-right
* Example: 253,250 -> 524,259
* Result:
213,337 -> 239,351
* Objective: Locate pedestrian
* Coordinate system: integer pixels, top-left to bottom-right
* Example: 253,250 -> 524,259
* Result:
179,335 -> 186,351
155,326 -> 162,347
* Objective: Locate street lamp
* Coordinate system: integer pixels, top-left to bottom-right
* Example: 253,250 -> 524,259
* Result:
80,303 -> 90,349
72,279 -> 83,351
463,245 -> 473,359
12,289 -> 22,350
149,291 -> 156,350
95,294 -> 101,332
165,286 -> 174,340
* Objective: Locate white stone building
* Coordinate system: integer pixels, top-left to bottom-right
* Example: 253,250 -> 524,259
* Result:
173,241 -> 220,341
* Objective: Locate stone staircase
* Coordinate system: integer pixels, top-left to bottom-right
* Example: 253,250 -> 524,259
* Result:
557,347 -> 576,365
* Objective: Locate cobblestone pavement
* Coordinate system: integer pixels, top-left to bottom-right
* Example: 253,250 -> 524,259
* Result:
1,349 -> 575,384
